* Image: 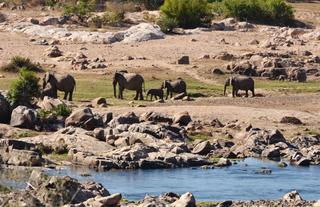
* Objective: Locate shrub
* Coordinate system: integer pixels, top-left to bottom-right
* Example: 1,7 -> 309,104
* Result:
159,0 -> 212,31
0,56 -> 42,73
213,0 -> 294,25
52,104 -> 72,117
63,0 -> 96,21
7,68 -> 41,107
102,11 -> 125,26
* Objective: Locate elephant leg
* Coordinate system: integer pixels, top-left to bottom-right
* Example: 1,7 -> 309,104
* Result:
69,90 -> 73,101
155,95 -> 158,100
63,92 -> 68,100
245,90 -> 249,97
134,90 -> 139,100
120,87 -> 124,99
232,88 -> 235,97
170,92 -> 173,98
166,89 -> 169,100
251,88 -> 255,97
151,95 -> 153,101
236,89 -> 239,97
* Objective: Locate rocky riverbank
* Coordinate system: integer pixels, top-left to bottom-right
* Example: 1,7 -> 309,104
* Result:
0,169 -> 319,207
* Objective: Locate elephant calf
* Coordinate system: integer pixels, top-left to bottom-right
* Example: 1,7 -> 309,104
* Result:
146,88 -> 164,101
224,75 -> 255,97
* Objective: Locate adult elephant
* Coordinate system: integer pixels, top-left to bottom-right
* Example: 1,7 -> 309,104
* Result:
42,72 -> 76,101
161,78 -> 187,99
113,71 -> 145,100
224,75 -> 255,97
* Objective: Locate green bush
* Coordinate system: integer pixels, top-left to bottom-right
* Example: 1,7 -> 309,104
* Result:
213,0 -> 294,25
38,104 -> 72,121
7,68 -> 41,107
102,11 -> 125,26
63,0 -> 96,21
53,104 -> 72,117
159,0 -> 211,32
0,56 -> 42,73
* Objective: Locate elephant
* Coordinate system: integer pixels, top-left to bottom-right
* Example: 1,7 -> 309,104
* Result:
161,78 -> 187,100
113,71 -> 145,100
41,82 -> 57,100
288,69 -> 307,82
224,75 -> 255,97
146,88 -> 164,101
43,72 -> 76,101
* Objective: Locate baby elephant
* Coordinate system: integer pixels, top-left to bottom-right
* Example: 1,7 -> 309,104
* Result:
146,88 -> 164,101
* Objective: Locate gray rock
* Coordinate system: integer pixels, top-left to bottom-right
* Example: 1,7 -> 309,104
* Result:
10,106 -> 37,129
192,141 -> 212,155
170,192 -> 196,207
215,158 -> 232,167
109,112 -> 140,127
122,23 -> 165,43
282,191 -> 303,203
178,56 -> 190,65
280,116 -> 303,125
173,112 -> 192,126
261,146 -> 281,161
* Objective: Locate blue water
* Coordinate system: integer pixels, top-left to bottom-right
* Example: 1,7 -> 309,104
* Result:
1,158 -> 320,201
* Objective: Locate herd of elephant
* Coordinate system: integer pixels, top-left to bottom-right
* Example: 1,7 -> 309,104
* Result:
41,71 -> 256,102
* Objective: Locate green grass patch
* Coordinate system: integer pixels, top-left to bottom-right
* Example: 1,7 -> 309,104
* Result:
46,152 -> 69,162
256,80 -> 320,93
0,184 -> 11,194
188,133 -> 211,143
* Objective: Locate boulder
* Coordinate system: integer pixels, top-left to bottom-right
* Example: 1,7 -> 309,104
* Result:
265,129 -> 286,145
215,158 -> 232,167
192,141 -> 212,155
178,56 -> 190,65
102,112 -> 113,125
0,139 -> 44,166
0,93 -> 10,123
93,128 -> 105,141
27,170 -> 110,206
139,159 -> 172,169
122,23 -> 165,43
212,68 -> 225,75
84,193 -> 122,207
10,106 -> 37,129
65,108 -> 101,130
91,97 -> 107,108
40,16 -> 59,26
261,146 -> 281,161
170,192 -> 196,207
46,46 -> 63,57
280,116 -> 303,125
109,112 -> 140,127
173,112 -> 192,126
282,191 -> 303,203
37,96 -> 66,111
255,168 -> 272,175
140,111 -> 172,123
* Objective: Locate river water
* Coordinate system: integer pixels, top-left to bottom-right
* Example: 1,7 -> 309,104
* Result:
1,158 -> 320,201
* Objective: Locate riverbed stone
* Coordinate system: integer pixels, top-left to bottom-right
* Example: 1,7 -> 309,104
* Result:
282,191 -> 303,203
170,192 -> 196,207
10,106 -> 38,129
192,141 -> 212,155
